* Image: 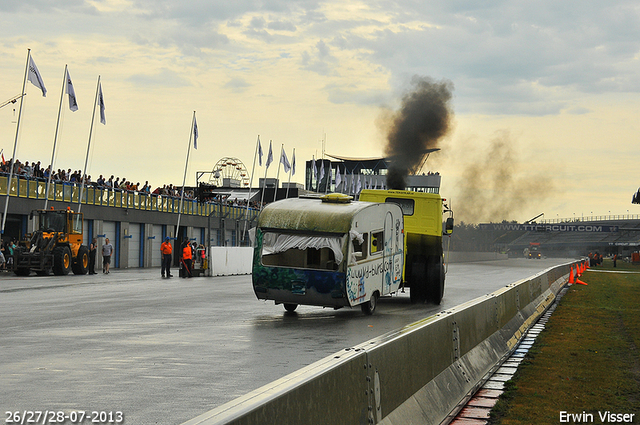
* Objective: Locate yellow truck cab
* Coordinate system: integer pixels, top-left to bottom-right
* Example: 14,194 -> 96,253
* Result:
359,189 -> 450,304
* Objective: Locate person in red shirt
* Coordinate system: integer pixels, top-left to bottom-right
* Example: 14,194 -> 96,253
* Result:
181,240 -> 192,278
161,237 -> 173,278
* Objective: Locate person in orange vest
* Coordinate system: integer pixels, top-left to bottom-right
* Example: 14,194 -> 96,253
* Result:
181,239 -> 192,278
161,237 -> 173,278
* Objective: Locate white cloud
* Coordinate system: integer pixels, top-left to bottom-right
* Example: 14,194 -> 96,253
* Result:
2,0 -> 640,220
127,68 -> 191,88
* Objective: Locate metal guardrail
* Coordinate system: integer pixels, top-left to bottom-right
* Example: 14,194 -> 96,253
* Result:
181,261 -> 576,425
0,175 -> 259,221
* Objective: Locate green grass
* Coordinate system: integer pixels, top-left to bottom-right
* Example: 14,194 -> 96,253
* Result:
489,259 -> 640,424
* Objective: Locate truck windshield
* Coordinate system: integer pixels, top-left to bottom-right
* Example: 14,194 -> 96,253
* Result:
260,231 -> 345,271
40,212 -> 66,232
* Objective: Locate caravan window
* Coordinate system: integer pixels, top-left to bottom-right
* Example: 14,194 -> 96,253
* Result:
370,231 -> 383,255
261,232 -> 345,271
351,233 -> 367,263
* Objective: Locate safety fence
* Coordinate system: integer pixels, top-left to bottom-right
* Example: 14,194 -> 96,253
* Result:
181,260 -> 578,425
0,175 -> 258,221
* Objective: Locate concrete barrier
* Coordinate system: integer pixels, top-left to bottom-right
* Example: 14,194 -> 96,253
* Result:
209,247 -> 253,276
183,261 -> 578,425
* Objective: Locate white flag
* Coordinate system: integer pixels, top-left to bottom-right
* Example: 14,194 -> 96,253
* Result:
356,174 -> 362,194
98,82 -> 106,125
319,160 -> 325,182
280,148 -> 291,173
335,165 -> 342,190
343,167 -> 348,192
193,116 -> 198,149
265,140 -> 273,169
258,137 -> 263,166
28,55 -> 47,97
312,156 -> 317,179
66,68 -> 78,111
291,149 -> 296,176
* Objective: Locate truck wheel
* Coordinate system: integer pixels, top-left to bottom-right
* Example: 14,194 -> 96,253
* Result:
283,303 -> 298,312
53,246 -> 72,276
72,245 -> 89,275
15,267 -> 31,276
409,260 -> 427,303
361,291 -> 378,315
427,256 -> 445,305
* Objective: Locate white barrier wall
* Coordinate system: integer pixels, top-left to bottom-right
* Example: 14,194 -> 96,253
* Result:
209,247 -> 253,276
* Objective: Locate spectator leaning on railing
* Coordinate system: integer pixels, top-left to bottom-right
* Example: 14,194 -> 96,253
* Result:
0,156 -> 263,209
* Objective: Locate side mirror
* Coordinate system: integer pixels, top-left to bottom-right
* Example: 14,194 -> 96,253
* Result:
444,217 -> 454,235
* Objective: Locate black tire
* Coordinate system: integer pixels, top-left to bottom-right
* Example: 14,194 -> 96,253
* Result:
72,245 -> 89,275
426,256 -> 445,305
409,259 -> 427,303
283,303 -> 298,312
361,291 -> 378,315
14,267 -> 31,276
53,246 -> 72,276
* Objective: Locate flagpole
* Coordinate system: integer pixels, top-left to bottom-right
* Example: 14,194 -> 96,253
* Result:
45,65 -> 68,211
273,144 -> 284,203
77,76 -> 101,214
2,49 -> 31,235
243,135 -> 260,240
285,147 -> 294,199
259,162 -> 268,209
259,140 -> 272,210
176,111 -> 196,242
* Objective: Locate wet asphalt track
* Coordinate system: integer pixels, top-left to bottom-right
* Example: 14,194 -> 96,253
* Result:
0,258 -> 573,425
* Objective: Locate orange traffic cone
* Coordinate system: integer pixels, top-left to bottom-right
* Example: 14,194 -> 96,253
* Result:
569,267 -> 575,284
577,262 -> 583,276
576,276 -> 588,285
575,265 -> 588,285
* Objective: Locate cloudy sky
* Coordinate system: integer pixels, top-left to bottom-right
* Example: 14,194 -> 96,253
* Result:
1,0 -> 639,223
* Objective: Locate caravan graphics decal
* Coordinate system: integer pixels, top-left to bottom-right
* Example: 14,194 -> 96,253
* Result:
346,257 -> 398,304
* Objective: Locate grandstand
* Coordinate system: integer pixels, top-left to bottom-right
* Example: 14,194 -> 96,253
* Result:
501,216 -> 640,258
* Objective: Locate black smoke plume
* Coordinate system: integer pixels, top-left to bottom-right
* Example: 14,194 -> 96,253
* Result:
384,76 -> 454,189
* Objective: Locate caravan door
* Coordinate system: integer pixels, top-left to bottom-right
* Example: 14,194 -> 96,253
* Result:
384,209 -> 403,294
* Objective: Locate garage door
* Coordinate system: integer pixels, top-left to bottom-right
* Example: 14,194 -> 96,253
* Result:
128,223 -> 142,268
83,219 -> 91,248
101,221 -> 116,243
151,224 -> 163,267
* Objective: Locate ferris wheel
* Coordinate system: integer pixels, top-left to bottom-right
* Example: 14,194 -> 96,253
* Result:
209,157 -> 250,187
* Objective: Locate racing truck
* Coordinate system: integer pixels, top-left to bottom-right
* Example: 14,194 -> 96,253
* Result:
251,189 -> 453,315
10,208 -> 90,276
527,242 -> 542,259
359,189 -> 453,304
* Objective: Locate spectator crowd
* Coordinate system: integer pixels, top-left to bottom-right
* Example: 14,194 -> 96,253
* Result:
0,156 -> 265,209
